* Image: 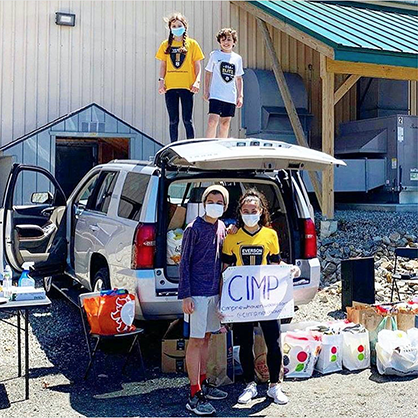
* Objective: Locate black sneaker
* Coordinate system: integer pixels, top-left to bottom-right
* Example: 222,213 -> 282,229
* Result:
201,379 -> 228,400
186,390 -> 216,416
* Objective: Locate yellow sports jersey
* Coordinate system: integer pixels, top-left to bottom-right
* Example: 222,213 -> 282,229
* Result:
155,38 -> 204,90
222,226 -> 280,266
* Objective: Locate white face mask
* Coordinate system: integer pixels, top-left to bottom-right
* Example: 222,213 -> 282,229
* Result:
205,204 -> 224,219
241,213 -> 261,228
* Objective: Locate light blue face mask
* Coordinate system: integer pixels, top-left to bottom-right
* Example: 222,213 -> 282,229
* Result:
171,26 -> 185,37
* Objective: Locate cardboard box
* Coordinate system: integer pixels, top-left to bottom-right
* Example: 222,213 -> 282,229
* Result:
161,338 -> 188,373
168,204 -> 186,230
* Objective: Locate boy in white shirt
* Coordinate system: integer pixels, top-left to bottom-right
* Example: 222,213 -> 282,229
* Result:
204,28 -> 244,138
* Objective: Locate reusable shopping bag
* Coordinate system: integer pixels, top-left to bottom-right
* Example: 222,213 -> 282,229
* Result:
376,328 -> 418,376
342,325 -> 370,371
315,333 -> 343,375
282,331 -> 321,379
83,289 -> 136,335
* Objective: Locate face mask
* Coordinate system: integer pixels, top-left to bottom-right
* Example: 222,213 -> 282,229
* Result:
241,213 -> 261,228
205,204 -> 224,219
171,27 -> 185,37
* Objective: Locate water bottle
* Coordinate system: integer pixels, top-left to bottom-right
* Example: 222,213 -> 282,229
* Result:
18,262 -> 35,287
183,314 -> 190,338
3,265 -> 13,299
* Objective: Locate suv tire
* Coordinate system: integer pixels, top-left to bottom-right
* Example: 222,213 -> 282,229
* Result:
92,267 -> 111,292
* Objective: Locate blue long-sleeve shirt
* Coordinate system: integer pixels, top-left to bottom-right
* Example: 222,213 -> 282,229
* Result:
178,216 -> 226,299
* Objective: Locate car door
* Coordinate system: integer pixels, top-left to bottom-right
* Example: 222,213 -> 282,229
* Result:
73,170 -> 118,287
1,164 -> 67,277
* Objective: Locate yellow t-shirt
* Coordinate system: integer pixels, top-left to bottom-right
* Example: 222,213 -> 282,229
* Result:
222,226 -> 281,266
155,38 -> 204,90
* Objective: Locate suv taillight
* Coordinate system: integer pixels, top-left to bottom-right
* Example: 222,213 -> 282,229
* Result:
303,219 -> 317,259
132,224 -> 156,269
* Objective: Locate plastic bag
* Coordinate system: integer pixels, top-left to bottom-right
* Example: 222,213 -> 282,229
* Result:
376,328 -> 418,376
368,316 -> 398,365
282,331 -> 321,379
315,333 -> 343,375
83,289 -> 136,336
342,325 -> 370,371
167,229 -> 183,265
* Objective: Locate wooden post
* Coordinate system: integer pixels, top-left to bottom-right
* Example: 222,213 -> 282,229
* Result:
257,18 -> 323,209
320,55 -> 335,220
410,81 -> 417,116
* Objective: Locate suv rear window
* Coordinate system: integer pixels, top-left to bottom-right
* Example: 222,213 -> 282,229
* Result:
118,172 -> 150,221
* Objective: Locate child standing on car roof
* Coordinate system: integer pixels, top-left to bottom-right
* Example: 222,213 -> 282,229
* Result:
204,28 -> 244,138
178,185 -> 230,416
156,13 -> 204,142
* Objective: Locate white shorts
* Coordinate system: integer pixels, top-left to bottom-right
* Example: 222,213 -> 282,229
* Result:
187,295 -> 221,339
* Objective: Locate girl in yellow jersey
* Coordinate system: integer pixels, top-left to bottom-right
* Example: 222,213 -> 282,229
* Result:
222,189 -> 300,406
156,13 -> 204,142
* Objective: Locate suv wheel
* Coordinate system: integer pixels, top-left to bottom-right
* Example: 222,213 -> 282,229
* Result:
92,267 -> 111,292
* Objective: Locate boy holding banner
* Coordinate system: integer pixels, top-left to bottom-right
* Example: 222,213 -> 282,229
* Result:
178,185 -> 229,416
222,189 -> 300,406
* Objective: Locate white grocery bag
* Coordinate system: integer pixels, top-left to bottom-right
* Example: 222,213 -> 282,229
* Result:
282,331 -> 321,379
315,333 -> 343,375
376,328 -> 418,376
166,229 -> 183,265
342,325 -> 370,371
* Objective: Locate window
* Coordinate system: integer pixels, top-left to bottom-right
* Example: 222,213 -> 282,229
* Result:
74,174 -> 100,209
118,172 -> 150,221
93,172 -> 118,214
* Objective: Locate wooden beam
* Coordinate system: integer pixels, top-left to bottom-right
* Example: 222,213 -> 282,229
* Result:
257,18 -> 323,209
334,74 -> 361,105
326,58 -> 418,81
410,81 -> 417,116
233,1 -> 334,59
320,55 -> 335,220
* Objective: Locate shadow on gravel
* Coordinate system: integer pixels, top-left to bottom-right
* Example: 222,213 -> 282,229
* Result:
28,293 -> 279,416
368,367 -> 418,384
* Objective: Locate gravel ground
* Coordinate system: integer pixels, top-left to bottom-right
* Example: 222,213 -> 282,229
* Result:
1,287 -> 417,417
1,209 -> 418,418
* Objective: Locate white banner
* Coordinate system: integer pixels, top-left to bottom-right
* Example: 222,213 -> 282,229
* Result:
220,265 -> 294,323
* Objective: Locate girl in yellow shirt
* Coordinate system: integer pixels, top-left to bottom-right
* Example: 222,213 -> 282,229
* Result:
222,189 -> 300,406
156,13 -> 204,142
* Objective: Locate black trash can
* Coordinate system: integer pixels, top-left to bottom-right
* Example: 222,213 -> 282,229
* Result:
341,257 -> 375,311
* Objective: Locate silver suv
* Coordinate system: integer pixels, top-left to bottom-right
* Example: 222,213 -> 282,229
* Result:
0,139 -> 344,320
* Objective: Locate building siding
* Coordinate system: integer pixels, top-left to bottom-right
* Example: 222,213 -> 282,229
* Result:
0,1 -> 231,147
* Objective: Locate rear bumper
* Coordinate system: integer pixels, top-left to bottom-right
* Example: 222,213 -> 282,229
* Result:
293,258 -> 320,306
132,259 -> 319,320
134,270 -> 182,320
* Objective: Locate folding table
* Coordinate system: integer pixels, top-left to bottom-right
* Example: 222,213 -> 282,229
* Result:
0,297 -> 51,400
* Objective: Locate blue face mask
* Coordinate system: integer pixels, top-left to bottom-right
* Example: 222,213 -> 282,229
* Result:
171,26 -> 185,37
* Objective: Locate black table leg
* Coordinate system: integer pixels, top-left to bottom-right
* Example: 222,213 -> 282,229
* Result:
17,311 -> 22,377
25,309 -> 29,400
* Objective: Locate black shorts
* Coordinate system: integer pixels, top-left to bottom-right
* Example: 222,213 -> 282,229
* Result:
209,99 -> 236,118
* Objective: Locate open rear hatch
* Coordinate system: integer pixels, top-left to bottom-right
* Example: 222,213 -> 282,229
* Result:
155,138 -> 346,171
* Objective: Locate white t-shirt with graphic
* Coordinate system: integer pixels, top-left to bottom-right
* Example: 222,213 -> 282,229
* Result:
205,50 -> 244,105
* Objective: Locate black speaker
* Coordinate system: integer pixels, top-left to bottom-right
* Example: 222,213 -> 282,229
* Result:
341,257 -> 375,311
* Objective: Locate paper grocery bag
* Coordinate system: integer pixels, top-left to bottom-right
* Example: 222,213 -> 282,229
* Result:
254,326 -> 270,383
397,312 -> 418,331
207,330 -> 234,386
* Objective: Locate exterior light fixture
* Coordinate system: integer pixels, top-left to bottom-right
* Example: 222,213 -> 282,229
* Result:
55,12 -> 76,27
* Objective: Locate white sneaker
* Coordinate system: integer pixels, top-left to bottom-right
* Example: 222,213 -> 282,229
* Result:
267,385 -> 288,405
238,382 -> 258,404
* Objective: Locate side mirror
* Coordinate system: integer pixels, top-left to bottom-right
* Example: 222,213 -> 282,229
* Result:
31,191 -> 54,205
